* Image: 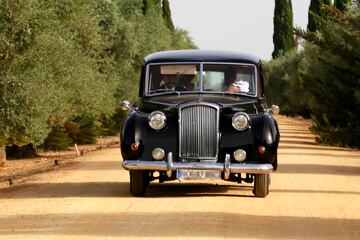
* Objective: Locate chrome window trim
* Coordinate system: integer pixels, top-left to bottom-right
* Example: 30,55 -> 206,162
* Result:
178,102 -> 220,161
145,62 -> 258,97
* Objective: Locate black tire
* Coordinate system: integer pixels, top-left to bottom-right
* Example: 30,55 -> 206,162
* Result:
130,170 -> 147,196
253,174 -> 270,198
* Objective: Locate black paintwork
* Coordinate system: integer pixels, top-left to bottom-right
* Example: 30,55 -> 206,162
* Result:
121,50 -> 280,171
145,50 -> 260,64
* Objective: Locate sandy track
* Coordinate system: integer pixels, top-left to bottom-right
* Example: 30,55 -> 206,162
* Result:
0,115 -> 359,239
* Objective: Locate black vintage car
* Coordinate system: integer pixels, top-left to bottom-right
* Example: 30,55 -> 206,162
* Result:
121,50 -> 280,197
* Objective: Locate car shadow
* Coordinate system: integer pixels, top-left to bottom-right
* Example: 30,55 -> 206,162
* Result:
145,182 -> 254,198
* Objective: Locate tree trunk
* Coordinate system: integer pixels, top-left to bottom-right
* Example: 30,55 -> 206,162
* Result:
0,146 -> 6,167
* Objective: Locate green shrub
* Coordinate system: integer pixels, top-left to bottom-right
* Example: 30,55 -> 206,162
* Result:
299,5 -> 360,148
65,117 -> 99,145
263,51 -> 310,117
42,126 -> 73,151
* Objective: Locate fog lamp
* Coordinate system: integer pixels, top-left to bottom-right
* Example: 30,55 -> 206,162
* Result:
233,149 -> 246,162
152,148 -> 165,160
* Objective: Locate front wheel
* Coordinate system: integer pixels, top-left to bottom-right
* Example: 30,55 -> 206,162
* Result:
130,170 -> 148,196
253,174 -> 270,198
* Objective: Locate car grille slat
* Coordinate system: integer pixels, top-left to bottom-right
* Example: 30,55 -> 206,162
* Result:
179,104 -> 219,160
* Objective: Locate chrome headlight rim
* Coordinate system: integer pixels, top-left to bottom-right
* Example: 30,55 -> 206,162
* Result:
232,112 -> 250,131
148,111 -> 166,130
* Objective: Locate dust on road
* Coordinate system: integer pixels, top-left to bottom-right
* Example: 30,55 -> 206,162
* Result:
0,115 -> 359,239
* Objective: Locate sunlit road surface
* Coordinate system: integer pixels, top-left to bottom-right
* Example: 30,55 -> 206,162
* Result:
0,115 -> 359,239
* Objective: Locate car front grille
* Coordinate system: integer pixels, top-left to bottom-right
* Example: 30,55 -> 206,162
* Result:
179,104 -> 219,160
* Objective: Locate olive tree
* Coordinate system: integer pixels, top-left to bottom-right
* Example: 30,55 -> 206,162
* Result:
0,0 -> 117,164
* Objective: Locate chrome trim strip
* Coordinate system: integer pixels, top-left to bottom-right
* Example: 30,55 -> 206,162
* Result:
144,62 -> 258,97
122,160 -> 274,174
167,152 -> 173,178
199,62 -> 204,91
224,154 -> 231,180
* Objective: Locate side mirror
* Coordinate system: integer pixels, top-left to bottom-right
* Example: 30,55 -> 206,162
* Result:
121,100 -> 132,111
271,105 -> 280,115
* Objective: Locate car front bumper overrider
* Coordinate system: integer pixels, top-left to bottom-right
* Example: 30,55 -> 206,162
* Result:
122,153 -> 273,179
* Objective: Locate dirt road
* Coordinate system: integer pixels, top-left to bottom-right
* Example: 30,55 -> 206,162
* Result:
0,116 -> 359,239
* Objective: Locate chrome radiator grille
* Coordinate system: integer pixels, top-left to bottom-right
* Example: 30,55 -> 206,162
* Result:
179,104 -> 219,160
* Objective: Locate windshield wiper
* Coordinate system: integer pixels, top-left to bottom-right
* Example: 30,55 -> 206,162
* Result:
147,89 -> 182,96
221,91 -> 256,98
147,89 -> 173,94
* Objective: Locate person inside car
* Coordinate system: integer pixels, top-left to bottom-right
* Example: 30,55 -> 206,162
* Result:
178,75 -> 195,90
160,74 -> 187,91
225,71 -> 250,93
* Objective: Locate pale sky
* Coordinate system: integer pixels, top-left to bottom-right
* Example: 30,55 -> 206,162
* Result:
168,0 -> 311,60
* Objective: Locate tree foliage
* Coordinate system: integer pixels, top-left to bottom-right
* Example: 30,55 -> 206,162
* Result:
272,0 -> 294,58
0,0 -> 196,160
298,5 -> 360,147
267,3 -> 359,148
308,0 -> 332,32
0,0 -> 114,148
263,51 -> 310,117
162,0 -> 175,32
334,0 -> 351,12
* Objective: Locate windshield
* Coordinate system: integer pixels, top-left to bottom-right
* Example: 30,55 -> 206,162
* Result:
146,63 -> 256,95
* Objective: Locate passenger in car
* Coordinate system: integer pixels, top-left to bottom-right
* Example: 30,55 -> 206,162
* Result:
225,72 -> 250,93
178,75 -> 195,90
160,74 -> 187,91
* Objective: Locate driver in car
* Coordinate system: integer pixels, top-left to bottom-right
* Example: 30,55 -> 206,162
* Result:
160,74 -> 187,91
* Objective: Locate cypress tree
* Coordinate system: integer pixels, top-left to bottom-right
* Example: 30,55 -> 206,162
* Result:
334,0 -> 351,11
142,0 -> 160,15
308,0 -> 331,32
162,0 -> 175,32
272,0 -> 294,58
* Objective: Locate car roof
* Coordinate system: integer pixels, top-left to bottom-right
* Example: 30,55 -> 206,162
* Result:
144,50 -> 261,65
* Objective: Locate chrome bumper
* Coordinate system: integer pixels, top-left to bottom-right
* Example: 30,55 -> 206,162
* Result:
122,153 -> 273,180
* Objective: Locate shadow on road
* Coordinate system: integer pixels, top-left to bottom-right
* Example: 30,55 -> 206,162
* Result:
0,182 -> 129,199
0,212 -> 358,239
1,179 -> 359,199
279,145 -> 358,152
278,163 -> 360,176
279,152 -> 360,159
0,181 -> 254,199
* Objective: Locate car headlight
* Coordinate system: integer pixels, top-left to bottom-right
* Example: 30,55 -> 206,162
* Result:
149,111 -> 166,130
232,112 -> 249,131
